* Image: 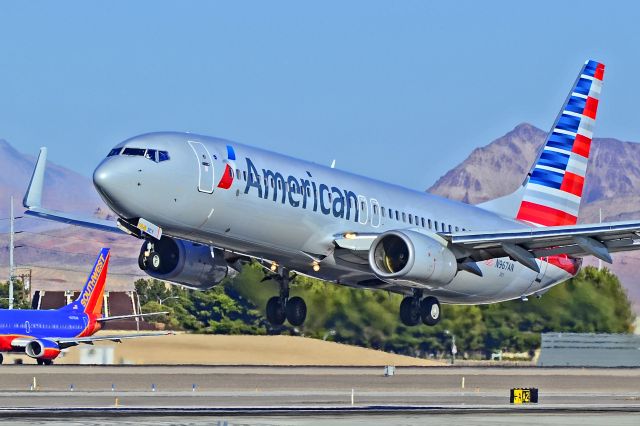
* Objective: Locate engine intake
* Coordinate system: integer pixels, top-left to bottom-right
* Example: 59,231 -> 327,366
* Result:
143,237 -> 231,290
25,339 -> 61,360
369,230 -> 457,287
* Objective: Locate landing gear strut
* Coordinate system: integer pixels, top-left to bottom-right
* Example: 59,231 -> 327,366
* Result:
36,358 -> 53,366
400,290 -> 441,326
264,267 -> 307,326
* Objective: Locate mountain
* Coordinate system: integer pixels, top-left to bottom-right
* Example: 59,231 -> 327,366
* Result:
428,123 -> 640,311
0,139 -> 142,291
0,139 -> 107,218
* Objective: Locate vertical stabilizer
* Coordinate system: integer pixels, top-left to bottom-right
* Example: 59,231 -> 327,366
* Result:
67,248 -> 110,315
479,60 -> 604,226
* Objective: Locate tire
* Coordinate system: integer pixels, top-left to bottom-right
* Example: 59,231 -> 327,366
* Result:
266,297 -> 286,326
148,251 -> 162,272
138,253 -> 148,271
399,297 -> 420,326
43,359 -> 53,366
420,296 -> 441,326
285,296 -> 307,326
0,353 -> 3,365
36,359 -> 44,366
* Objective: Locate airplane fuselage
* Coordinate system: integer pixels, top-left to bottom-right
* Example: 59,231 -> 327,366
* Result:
93,132 -> 578,304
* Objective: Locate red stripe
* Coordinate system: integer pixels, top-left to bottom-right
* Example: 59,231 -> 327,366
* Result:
217,164 -> 233,189
572,134 -> 592,158
516,201 -> 578,226
594,64 -> 605,81
583,96 -> 599,119
560,172 -> 585,197
546,254 -> 581,276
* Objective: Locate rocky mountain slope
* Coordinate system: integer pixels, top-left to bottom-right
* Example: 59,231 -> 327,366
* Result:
428,123 -> 640,311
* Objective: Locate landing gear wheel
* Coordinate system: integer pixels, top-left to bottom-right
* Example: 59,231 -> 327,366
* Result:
266,297 -> 286,326
138,252 -> 148,271
43,359 -> 53,366
0,353 -> 3,365
420,296 -> 441,326
148,251 -> 162,272
399,297 -> 420,326
285,296 -> 307,326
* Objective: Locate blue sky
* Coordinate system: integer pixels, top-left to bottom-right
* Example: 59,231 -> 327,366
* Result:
1,1 -> 638,190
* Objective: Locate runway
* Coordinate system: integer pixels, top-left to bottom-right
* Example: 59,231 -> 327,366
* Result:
0,365 -> 638,423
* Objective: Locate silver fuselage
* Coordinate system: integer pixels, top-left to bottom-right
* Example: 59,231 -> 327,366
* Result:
93,132 -> 576,303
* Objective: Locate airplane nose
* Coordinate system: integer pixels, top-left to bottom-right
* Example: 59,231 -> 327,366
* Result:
93,160 -> 129,209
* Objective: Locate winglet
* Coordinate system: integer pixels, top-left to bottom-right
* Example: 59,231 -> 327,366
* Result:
23,147 -> 47,208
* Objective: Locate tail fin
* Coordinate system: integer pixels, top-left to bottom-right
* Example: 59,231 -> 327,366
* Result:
480,60 -> 605,226
68,248 -> 110,315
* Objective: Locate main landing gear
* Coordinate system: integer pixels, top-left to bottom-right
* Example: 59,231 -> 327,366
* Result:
399,290 -> 441,326
36,358 -> 53,366
264,268 -> 307,327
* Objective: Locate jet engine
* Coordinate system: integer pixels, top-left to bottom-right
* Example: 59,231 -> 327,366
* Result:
141,236 -> 231,290
25,339 -> 61,360
368,230 -> 457,287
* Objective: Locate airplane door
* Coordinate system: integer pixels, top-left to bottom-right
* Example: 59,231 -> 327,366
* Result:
370,199 -> 381,228
188,141 -> 215,193
25,321 -> 31,333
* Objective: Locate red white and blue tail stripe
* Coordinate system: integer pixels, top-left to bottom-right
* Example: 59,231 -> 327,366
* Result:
516,60 -> 604,227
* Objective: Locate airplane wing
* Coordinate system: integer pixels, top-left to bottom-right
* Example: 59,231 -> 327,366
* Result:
97,312 -> 169,322
54,331 -> 173,346
23,147 -> 123,234
334,220 -> 640,274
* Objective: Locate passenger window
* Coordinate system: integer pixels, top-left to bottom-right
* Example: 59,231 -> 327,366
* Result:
381,207 -> 386,218
409,215 -> 413,225
402,212 -> 406,222
448,225 -> 452,233
107,148 -> 121,157
373,204 -> 378,215
395,210 -> 399,220
434,221 -> 438,231
236,168 -> 241,179
158,151 -> 170,162
455,226 -> 459,232
230,169 -> 234,178
441,223 -> 446,232
421,218 -> 425,228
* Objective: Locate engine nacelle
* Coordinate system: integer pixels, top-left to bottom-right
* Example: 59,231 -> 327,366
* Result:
25,339 -> 61,360
369,230 -> 457,288
143,237 -> 231,290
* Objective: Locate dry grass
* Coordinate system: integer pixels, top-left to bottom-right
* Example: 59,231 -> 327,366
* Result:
4,333 -> 443,366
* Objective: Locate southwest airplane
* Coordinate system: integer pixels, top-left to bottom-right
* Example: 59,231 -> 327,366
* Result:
0,248 -> 167,365
22,60 -> 640,328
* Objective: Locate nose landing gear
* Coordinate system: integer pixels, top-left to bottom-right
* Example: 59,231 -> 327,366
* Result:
263,267 -> 307,327
399,290 -> 441,326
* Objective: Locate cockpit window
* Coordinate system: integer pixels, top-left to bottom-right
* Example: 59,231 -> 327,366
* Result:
122,147 -> 146,157
145,149 -> 157,161
111,147 -> 170,162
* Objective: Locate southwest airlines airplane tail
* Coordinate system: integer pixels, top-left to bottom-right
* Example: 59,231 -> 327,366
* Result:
0,248 -> 168,365
22,60 -> 640,329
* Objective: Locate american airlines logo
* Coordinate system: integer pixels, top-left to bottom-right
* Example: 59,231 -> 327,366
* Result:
244,158 -> 364,222
81,254 -> 106,307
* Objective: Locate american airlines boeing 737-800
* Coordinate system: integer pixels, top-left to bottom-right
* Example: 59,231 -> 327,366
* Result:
22,60 -> 640,327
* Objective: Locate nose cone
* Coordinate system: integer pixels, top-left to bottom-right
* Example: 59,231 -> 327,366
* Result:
93,160 -> 131,217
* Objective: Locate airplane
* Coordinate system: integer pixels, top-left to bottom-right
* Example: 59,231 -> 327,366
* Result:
0,248 -> 168,365
21,60 -> 640,328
